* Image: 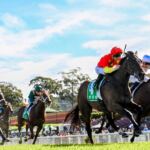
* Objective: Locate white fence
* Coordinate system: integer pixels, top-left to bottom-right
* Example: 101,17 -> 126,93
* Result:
6,132 -> 150,145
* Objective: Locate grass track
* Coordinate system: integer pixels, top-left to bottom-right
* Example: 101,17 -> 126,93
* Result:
0,142 -> 150,150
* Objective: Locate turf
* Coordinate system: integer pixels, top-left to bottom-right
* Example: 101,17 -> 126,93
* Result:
0,142 -> 150,150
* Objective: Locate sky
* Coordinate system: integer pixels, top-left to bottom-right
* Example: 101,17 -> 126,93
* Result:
0,0 -> 150,98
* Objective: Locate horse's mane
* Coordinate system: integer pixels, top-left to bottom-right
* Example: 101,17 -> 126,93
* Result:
119,55 -> 127,65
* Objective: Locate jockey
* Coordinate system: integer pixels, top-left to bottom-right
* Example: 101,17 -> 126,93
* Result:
141,55 -> 150,73
26,84 -> 46,111
130,54 -> 150,91
94,46 -> 123,89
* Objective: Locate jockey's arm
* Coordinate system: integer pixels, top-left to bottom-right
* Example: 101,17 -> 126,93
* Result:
28,91 -> 35,104
104,65 -> 120,74
42,90 -> 52,103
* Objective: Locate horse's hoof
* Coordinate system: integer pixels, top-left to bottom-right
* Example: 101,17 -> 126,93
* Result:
85,137 -> 90,143
0,142 -> 4,145
19,140 -> 22,144
95,130 -> 101,134
119,132 -> 128,138
5,138 -> 10,142
134,130 -> 141,137
24,138 -> 28,142
130,137 -> 134,143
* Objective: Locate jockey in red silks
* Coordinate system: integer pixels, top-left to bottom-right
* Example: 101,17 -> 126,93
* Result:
94,47 -> 123,89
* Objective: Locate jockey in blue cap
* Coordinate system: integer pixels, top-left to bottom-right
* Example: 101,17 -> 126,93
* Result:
142,55 -> 150,72
130,54 -> 150,91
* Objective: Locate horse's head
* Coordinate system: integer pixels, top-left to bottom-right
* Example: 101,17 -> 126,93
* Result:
7,102 -> 13,114
41,92 -> 52,106
123,51 -> 145,81
0,99 -> 13,115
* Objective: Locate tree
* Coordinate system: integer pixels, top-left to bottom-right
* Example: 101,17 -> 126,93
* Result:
59,67 -> 90,107
0,82 -> 23,108
29,76 -> 62,110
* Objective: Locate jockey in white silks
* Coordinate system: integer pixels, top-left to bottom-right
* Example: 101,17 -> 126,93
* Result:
130,55 -> 150,91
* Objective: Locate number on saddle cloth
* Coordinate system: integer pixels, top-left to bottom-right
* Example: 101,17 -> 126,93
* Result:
87,78 -> 105,101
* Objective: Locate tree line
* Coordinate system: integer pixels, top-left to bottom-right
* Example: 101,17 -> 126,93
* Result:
0,67 -> 90,111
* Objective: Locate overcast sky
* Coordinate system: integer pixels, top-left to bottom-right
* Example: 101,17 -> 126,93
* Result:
0,0 -> 150,98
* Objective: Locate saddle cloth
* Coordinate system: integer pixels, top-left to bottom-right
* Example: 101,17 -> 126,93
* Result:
22,105 -> 33,120
87,78 -> 105,102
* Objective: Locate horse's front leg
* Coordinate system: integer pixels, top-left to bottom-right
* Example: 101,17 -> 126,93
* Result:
28,125 -> 34,140
126,100 -> 143,143
127,100 -> 143,126
33,124 -> 43,144
99,99 -> 129,137
24,124 -> 29,142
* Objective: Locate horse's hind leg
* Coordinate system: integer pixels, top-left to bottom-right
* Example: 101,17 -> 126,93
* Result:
95,115 -> 106,134
29,126 -> 34,139
80,105 -> 93,144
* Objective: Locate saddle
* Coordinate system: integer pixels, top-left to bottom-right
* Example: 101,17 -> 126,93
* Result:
87,78 -> 105,102
22,97 -> 41,120
23,103 -> 36,120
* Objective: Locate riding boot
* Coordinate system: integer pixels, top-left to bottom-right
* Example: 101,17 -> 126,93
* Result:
27,103 -> 33,111
94,74 -> 104,90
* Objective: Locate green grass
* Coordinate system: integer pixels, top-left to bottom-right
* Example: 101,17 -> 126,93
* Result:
1,142 -> 150,150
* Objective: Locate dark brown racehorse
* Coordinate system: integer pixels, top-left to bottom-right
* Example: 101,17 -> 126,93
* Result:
65,51 -> 145,144
17,93 -> 51,144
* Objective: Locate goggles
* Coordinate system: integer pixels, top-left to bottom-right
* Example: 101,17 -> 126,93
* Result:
113,53 -> 122,58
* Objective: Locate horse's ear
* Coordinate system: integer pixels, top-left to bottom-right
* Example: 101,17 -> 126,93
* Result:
135,51 -> 138,56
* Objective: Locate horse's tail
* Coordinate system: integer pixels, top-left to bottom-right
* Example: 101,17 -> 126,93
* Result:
64,104 -> 80,126
17,106 -> 26,128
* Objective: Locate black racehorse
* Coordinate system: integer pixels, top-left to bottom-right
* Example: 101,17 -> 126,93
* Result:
18,92 -> 51,144
129,78 -> 150,142
65,51 -> 145,144
95,78 -> 150,142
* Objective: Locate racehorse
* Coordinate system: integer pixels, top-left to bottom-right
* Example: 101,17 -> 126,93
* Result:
130,79 -> 150,142
65,51 -> 145,144
95,79 -> 150,142
0,100 -> 13,138
0,94 -> 12,144
17,93 -> 51,144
